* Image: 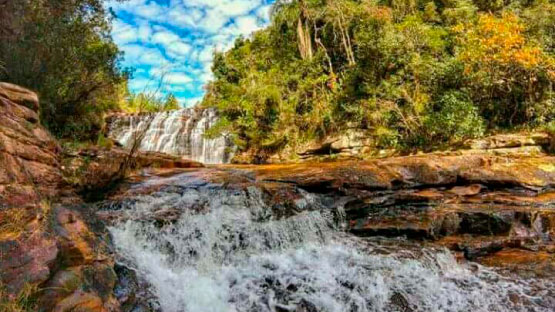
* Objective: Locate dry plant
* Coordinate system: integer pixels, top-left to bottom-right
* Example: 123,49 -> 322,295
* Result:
112,71 -> 173,182
0,282 -> 38,312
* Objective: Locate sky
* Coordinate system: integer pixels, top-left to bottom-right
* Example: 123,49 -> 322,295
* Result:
106,0 -> 275,107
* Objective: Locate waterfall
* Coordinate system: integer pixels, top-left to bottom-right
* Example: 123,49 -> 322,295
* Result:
106,174 -> 553,312
107,108 -> 233,164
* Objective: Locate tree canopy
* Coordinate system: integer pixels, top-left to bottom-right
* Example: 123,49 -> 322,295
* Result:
204,0 -> 555,155
0,0 -> 128,140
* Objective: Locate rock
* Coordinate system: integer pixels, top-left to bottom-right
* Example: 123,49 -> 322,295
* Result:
0,82 -> 39,111
0,82 -> 63,209
114,264 -> 160,312
449,184 -> 483,196
62,146 -> 203,197
296,130 -> 373,160
0,83 -> 69,298
52,206 -> 100,266
465,133 -> 551,150
0,228 -> 58,293
52,291 -> 106,312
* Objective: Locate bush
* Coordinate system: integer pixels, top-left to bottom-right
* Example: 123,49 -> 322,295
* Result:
422,91 -> 485,144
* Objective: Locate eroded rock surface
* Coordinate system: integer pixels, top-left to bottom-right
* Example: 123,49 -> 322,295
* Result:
62,145 -> 203,198
0,83 -> 120,312
104,154 -> 555,276
0,82 -> 62,208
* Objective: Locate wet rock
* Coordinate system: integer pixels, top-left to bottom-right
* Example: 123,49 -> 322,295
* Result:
114,264 -> 160,312
478,249 -> 555,279
458,211 -> 514,236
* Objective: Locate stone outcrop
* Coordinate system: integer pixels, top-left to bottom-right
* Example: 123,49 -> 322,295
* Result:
296,129 -> 374,160
0,82 -> 62,208
107,153 -> 555,274
0,83 -> 119,312
246,131 -> 554,164
62,146 -> 203,198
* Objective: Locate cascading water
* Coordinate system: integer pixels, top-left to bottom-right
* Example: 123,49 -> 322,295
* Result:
106,173 -> 553,312
107,108 -> 233,164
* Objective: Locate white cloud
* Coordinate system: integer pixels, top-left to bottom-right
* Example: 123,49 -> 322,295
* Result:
165,72 -> 194,84
152,30 -> 181,46
108,0 -> 274,98
233,15 -> 261,35
166,41 -> 193,59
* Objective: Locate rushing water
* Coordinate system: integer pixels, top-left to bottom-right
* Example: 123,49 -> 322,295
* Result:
107,108 -> 233,164
107,174 -> 553,312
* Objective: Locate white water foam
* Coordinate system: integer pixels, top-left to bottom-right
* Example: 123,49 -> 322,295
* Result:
108,108 -> 232,164
109,191 -> 553,312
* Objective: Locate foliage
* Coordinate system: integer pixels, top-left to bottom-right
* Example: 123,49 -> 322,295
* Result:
454,12 -> 555,127
121,92 -> 181,113
422,91 -> 484,145
204,0 -> 555,155
0,0 -> 128,140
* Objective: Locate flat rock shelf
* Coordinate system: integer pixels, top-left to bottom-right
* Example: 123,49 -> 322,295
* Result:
97,155 -> 555,312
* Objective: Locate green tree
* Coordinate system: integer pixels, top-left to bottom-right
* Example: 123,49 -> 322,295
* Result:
203,0 -> 555,158
0,0 -> 128,140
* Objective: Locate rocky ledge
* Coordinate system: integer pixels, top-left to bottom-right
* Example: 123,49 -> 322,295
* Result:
0,83 -> 123,312
235,129 -> 554,163
62,145 -> 203,199
107,153 -> 554,276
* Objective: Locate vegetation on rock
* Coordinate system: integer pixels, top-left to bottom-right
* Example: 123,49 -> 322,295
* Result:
203,0 -> 555,156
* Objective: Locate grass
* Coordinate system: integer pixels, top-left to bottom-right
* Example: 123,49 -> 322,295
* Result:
0,282 -> 38,312
0,200 -> 51,241
0,207 -> 31,240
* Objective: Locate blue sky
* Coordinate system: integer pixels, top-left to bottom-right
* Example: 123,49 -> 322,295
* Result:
107,0 -> 275,107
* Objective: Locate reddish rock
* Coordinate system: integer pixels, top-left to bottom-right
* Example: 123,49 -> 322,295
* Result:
0,83 -> 62,208
0,84 -> 118,312
0,82 -> 39,111
62,146 -> 203,195
0,227 -> 58,293
52,291 -> 106,312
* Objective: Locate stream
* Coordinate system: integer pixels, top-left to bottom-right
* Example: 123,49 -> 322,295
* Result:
103,171 -> 554,312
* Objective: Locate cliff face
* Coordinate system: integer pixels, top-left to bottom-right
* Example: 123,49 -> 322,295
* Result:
0,83 -> 121,312
0,82 -> 62,208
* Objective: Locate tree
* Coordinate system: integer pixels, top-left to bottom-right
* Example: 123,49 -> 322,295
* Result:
0,0 -> 128,140
164,94 -> 180,111
204,0 -> 555,158
454,12 -> 555,126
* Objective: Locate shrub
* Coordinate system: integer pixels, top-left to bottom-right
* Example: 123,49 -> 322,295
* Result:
423,91 -> 485,144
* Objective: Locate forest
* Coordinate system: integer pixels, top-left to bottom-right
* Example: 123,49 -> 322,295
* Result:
0,0 -> 553,154
204,0 -> 555,154
0,0 -> 177,141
